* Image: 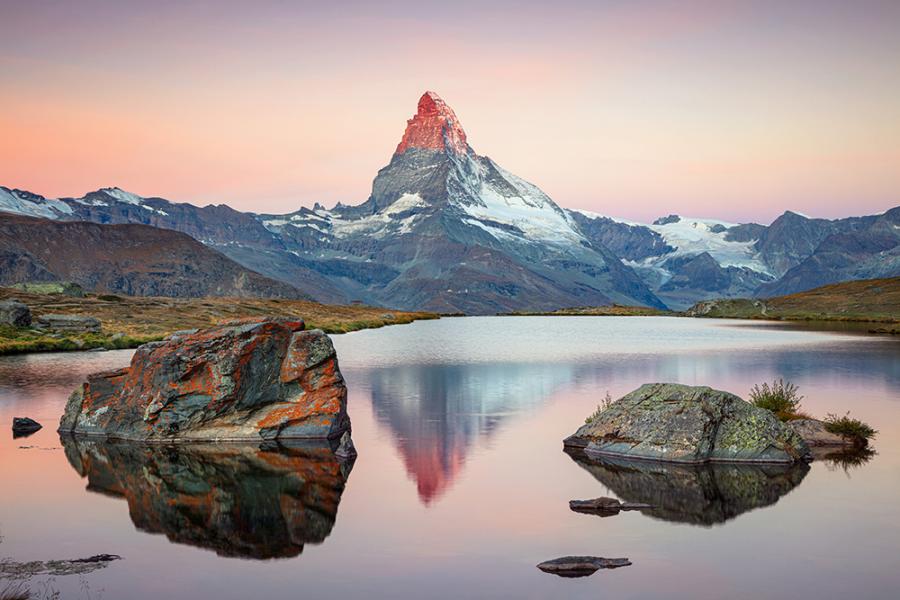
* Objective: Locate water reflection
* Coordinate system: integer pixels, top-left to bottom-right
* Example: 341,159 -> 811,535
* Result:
364,363 -> 576,504
566,450 -> 810,526
61,437 -> 354,559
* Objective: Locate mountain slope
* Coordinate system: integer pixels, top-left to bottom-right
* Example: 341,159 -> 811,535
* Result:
687,277 -> 900,323
261,91 -> 665,312
0,214 -> 308,299
571,208 -> 898,309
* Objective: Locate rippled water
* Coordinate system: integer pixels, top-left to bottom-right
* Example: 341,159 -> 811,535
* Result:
1,317 -> 898,599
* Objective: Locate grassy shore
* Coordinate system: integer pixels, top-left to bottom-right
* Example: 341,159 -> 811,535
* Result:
684,277 -> 900,325
0,288 -> 437,355
505,304 -> 672,317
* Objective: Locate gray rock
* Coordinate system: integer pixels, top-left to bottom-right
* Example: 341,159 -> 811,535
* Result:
569,497 -> 652,516
12,417 -> 42,437
565,383 -> 812,464
536,556 -> 631,577
34,314 -> 101,333
0,299 -> 31,327
788,419 -> 853,447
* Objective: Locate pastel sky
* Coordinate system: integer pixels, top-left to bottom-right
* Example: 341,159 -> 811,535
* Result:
1,0 -> 898,224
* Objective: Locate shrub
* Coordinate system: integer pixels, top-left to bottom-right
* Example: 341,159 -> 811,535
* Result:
824,412 -> 877,446
749,379 -> 805,421
585,392 -> 614,424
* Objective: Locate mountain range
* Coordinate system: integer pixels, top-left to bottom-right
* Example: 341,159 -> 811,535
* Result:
1,91 -> 897,311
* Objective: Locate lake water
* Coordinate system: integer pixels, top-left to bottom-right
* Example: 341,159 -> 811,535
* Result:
1,317 -> 899,599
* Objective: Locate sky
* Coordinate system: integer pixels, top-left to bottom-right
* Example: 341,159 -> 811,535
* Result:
1,0 -> 898,224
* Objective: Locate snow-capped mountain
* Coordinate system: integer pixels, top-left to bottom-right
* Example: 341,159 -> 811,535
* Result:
256,91 -> 664,312
568,208 -> 900,308
1,92 -> 897,311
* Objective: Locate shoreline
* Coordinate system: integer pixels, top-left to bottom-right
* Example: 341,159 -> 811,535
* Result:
0,288 -> 437,356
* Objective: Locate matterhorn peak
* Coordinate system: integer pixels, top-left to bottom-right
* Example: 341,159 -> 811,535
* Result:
395,91 -> 469,156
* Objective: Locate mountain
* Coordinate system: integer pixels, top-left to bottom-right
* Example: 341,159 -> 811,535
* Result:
570,209 -> 899,309
0,214 -> 307,299
1,92 -> 896,311
0,92 -> 664,313
757,208 -> 900,297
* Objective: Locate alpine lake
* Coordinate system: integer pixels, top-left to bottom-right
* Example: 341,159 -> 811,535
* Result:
1,316 -> 898,599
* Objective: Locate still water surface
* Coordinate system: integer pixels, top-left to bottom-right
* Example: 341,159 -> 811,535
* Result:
1,317 -> 898,599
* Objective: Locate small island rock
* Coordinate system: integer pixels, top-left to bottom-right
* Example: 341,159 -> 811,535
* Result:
12,417 -> 43,437
536,556 -> 631,577
565,383 -> 811,464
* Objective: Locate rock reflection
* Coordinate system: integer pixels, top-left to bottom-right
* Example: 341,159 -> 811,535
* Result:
566,450 -> 810,526
61,437 -> 354,559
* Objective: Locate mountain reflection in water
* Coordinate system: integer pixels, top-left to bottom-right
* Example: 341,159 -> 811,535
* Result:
61,437 -> 354,559
567,450 -> 810,526
364,363 -> 577,504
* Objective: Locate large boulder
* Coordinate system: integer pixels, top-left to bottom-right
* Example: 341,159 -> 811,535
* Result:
565,383 -> 811,464
58,317 -> 351,442
0,299 -> 31,327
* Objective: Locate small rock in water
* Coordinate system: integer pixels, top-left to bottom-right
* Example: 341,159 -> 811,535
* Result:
12,417 -> 43,438
536,556 -> 631,577
569,497 -> 652,516
70,554 -> 121,563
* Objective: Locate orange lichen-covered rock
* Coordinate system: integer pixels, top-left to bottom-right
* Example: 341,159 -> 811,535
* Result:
59,317 -> 352,443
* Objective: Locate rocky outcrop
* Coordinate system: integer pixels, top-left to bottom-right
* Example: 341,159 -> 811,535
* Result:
395,91 -> 468,156
536,556 -> 631,577
0,299 -> 31,327
59,317 -> 351,442
565,383 -> 811,463
62,437 -> 353,558
35,314 -> 101,333
788,419 -> 854,447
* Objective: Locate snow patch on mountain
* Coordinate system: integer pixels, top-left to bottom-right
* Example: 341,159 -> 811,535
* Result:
100,187 -> 144,205
0,187 -> 72,218
455,159 -> 585,247
647,217 -> 770,274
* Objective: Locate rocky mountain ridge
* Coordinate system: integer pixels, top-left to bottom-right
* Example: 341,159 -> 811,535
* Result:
1,91 -> 897,311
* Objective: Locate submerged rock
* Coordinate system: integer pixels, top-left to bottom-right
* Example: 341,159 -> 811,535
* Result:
788,418 -> 853,447
565,383 -> 811,463
536,556 -> 631,577
566,450 -> 809,526
569,497 -> 652,516
61,436 -> 354,559
0,299 -> 31,327
12,417 -> 42,437
58,317 -> 351,442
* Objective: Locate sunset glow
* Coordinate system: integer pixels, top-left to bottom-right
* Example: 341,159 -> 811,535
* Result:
1,0 -> 898,223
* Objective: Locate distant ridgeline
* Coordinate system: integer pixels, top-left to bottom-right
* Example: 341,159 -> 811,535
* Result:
1,92 -> 898,312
